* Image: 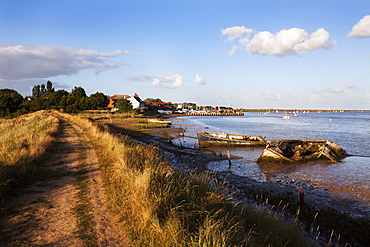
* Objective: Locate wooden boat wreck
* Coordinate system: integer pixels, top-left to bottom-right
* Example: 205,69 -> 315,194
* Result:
257,139 -> 348,163
197,132 -> 266,147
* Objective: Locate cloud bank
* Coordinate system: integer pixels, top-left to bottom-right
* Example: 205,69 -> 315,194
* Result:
127,74 -> 184,88
0,43 -> 143,80
347,15 -> 370,38
222,26 -> 334,56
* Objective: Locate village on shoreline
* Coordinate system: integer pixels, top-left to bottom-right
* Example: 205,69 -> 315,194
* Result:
1,82 -> 369,119
106,93 -> 370,116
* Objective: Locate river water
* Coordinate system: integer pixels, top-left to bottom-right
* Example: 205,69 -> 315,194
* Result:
169,111 -> 370,208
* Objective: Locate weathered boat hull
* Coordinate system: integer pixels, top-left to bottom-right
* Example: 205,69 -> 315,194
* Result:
257,139 -> 348,164
197,132 -> 266,147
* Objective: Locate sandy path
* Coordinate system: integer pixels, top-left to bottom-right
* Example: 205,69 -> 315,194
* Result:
0,117 -> 127,246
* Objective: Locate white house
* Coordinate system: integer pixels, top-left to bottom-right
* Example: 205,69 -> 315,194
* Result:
108,93 -> 145,111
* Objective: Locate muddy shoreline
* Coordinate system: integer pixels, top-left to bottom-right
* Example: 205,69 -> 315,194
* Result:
148,124 -> 370,216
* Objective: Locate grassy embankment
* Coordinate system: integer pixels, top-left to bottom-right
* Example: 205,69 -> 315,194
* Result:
57,111 -> 312,247
0,111 -> 59,204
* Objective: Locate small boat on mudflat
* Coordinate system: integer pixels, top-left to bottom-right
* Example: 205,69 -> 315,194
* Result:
148,118 -> 172,124
197,132 -> 266,147
257,139 -> 348,163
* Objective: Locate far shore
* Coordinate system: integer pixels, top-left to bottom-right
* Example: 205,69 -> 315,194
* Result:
163,109 -> 369,116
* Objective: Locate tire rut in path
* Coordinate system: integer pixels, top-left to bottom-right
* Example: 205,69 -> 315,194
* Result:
0,117 -> 127,246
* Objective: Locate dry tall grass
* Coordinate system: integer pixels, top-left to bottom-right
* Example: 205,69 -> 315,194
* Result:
0,111 -> 59,203
55,111 -> 312,246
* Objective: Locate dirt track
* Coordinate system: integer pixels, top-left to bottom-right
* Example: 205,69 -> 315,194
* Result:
0,117 -> 127,246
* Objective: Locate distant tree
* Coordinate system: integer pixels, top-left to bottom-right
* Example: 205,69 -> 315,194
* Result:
145,98 -> 163,103
181,102 -> 197,110
65,104 -> 78,113
46,81 -> 55,97
72,86 -> 87,101
116,99 -> 133,113
60,94 -> 68,109
32,85 -> 41,98
50,89 -> 69,109
40,84 -> 46,97
32,81 -> 55,99
70,86 -> 89,111
0,89 -> 24,117
29,97 -> 49,112
203,105 -> 213,111
66,93 -> 76,107
89,92 -> 108,110
77,97 -> 90,110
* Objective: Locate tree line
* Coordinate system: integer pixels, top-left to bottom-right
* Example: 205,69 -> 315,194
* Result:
0,81 -> 119,118
0,81 -> 203,118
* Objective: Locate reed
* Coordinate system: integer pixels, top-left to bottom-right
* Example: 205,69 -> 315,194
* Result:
0,111 -> 59,203
55,111 -> 312,246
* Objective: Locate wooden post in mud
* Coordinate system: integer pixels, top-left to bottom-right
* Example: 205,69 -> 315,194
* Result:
227,150 -> 232,169
299,189 -> 304,209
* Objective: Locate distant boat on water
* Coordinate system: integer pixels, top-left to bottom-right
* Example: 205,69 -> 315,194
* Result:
197,132 -> 266,147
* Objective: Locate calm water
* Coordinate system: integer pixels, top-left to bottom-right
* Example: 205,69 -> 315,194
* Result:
170,111 -> 370,207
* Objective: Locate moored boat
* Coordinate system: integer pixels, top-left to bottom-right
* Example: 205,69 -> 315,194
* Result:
257,139 -> 348,163
197,132 -> 266,147
148,118 -> 172,124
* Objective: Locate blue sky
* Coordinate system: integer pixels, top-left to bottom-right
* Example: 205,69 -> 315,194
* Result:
1,0 -> 369,109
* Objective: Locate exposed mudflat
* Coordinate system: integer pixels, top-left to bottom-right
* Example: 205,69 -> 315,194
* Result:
146,119 -> 370,218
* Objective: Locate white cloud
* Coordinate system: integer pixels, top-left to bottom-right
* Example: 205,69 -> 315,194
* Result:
127,74 -> 184,89
323,85 -> 344,93
193,75 -> 205,85
207,91 -> 229,100
345,82 -> 356,89
261,90 -> 283,100
0,43 -> 143,80
347,15 -> 370,38
221,26 -> 253,41
222,26 -> 334,56
309,91 -> 323,101
227,45 -> 241,56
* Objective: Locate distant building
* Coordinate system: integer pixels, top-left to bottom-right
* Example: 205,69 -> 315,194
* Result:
148,102 -> 174,113
129,93 -> 145,109
108,93 -> 145,111
107,95 -> 130,109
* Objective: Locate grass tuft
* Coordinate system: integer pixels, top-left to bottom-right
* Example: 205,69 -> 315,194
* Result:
0,111 -> 59,203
